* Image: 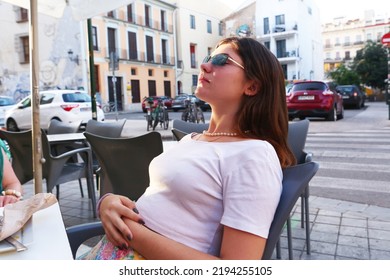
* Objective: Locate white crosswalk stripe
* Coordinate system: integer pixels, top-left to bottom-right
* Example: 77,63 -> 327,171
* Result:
305,128 -> 390,207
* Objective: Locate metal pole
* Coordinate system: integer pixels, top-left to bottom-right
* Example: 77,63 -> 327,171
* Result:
30,0 -> 42,193
112,68 -> 118,121
387,46 -> 390,120
110,51 -> 118,121
87,19 -> 97,121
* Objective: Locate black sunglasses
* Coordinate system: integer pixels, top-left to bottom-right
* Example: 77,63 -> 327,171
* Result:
202,53 -> 245,70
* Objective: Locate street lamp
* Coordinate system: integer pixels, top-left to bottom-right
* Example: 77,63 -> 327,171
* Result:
67,49 -> 79,65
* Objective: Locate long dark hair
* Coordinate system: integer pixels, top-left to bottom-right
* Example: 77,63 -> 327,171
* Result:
216,37 -> 295,168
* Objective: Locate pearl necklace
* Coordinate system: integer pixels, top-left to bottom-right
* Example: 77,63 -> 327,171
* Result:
202,130 -> 238,137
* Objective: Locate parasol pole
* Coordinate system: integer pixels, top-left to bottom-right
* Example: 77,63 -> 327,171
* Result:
30,0 -> 43,193
87,18 -> 97,120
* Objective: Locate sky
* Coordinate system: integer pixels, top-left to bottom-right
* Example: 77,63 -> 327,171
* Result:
223,0 -> 389,23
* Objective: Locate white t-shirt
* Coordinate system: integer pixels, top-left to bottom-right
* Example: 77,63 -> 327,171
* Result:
136,134 -> 282,256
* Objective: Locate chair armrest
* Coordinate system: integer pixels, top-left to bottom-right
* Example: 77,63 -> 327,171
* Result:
305,151 -> 313,163
66,221 -> 105,259
52,146 -> 92,160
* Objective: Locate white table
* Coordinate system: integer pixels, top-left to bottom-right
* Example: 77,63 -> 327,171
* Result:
0,203 -> 73,260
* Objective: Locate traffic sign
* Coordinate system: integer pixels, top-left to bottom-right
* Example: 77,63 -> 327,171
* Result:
381,33 -> 390,46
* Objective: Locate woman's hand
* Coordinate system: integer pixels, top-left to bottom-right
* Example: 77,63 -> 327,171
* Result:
99,194 -> 144,248
0,195 -> 20,207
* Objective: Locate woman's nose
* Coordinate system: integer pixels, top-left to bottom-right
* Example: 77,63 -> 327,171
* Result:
200,61 -> 211,72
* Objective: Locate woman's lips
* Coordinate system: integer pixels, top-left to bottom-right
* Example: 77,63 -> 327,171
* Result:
199,76 -> 210,83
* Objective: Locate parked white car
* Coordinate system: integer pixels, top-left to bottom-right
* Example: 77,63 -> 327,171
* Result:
5,90 -> 105,131
0,96 -> 16,127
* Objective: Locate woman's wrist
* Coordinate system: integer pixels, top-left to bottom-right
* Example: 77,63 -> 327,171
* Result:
96,193 -> 113,218
1,188 -> 23,199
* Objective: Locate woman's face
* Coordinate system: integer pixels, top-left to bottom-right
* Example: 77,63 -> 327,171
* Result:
195,43 -> 249,112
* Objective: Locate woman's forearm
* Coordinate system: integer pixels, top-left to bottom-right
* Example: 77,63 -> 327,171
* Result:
127,220 -> 219,260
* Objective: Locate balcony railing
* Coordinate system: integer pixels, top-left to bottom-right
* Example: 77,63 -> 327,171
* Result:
104,13 -> 173,33
100,47 -> 175,66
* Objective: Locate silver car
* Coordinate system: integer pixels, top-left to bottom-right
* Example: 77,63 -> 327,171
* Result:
0,96 -> 16,127
5,90 -> 105,131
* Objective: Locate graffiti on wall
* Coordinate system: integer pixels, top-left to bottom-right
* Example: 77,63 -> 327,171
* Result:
0,6 -> 84,101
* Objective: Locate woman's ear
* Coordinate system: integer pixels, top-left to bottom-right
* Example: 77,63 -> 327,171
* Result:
244,83 -> 258,96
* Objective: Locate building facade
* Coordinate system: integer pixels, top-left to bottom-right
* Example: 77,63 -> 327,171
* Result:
322,10 -> 390,75
0,3 -> 86,101
255,0 -> 323,81
91,0 -> 176,111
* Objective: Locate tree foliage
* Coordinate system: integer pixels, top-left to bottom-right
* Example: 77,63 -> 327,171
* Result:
329,64 -> 360,86
353,41 -> 388,89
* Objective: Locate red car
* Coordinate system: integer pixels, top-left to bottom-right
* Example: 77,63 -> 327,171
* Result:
286,81 -> 344,121
141,96 -> 172,113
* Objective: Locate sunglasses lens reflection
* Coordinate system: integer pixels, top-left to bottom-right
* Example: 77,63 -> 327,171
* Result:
212,54 -> 228,66
203,54 -> 228,66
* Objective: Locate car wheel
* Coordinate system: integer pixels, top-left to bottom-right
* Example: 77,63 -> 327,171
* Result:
356,100 -> 361,109
7,119 -> 20,132
326,106 -> 337,121
337,105 -> 344,120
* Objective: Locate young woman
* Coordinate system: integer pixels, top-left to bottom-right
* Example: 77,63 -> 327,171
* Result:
84,37 -> 295,260
0,140 -> 23,207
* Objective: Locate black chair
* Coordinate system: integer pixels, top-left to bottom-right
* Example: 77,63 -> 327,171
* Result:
84,131 -> 163,200
85,119 -> 126,138
66,131 -> 163,258
262,161 -> 319,260
172,119 -> 209,141
0,129 -> 97,218
171,128 -> 188,141
172,119 -> 209,133
66,221 -> 105,259
83,119 -> 127,190
286,119 -> 313,256
48,119 -> 82,134
48,119 -> 84,197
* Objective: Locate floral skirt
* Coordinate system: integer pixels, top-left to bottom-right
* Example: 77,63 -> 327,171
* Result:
78,235 -> 145,260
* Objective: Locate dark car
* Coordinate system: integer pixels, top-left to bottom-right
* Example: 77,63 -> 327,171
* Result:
171,94 -> 190,112
141,96 -> 172,113
336,85 -> 366,109
286,81 -> 344,121
171,94 -> 210,112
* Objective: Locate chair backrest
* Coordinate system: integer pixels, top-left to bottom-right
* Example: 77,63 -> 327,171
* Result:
0,130 -> 33,184
287,119 -> 310,164
48,119 -> 81,134
66,221 -> 105,259
171,128 -> 188,141
85,119 -> 126,138
84,131 -> 163,200
172,119 -> 209,134
262,161 -> 319,260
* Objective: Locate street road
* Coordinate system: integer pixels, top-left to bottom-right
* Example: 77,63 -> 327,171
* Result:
108,101 -> 390,208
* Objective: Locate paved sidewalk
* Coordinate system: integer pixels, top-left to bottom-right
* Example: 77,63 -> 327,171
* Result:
284,196 -> 390,260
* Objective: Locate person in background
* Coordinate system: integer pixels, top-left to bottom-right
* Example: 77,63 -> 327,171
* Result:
84,37 -> 295,260
0,139 -> 23,207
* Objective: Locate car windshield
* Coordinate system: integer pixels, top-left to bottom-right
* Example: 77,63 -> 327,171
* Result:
62,92 -> 91,102
337,87 -> 353,93
293,83 -> 326,91
0,97 -> 15,106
